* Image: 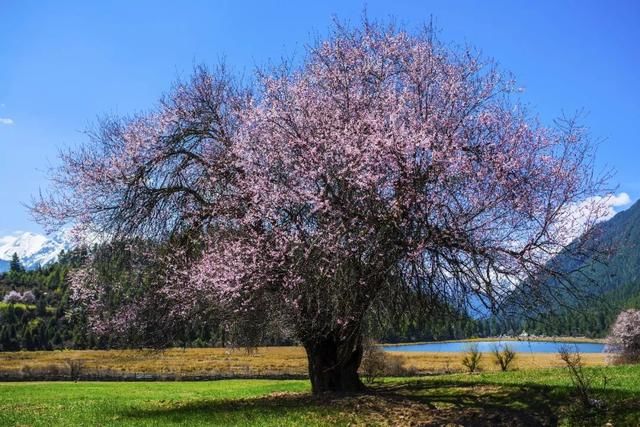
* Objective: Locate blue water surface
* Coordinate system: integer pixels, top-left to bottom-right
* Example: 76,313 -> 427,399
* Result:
384,340 -> 605,354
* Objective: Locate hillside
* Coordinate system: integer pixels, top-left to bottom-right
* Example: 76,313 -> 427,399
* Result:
496,199 -> 640,337
583,198 -> 640,292
2,200 -> 640,349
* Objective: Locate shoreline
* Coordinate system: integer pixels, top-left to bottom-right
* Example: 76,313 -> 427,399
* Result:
382,336 -> 605,347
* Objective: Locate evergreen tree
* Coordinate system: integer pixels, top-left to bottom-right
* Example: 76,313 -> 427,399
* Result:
9,252 -> 24,274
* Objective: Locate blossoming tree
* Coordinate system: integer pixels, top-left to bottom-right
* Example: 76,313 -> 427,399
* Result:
607,309 -> 640,364
34,22 -> 608,393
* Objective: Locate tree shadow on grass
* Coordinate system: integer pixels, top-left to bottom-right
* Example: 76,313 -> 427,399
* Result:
385,378 -> 640,426
119,392 -> 358,426
378,379 -> 560,426
119,379 -> 640,426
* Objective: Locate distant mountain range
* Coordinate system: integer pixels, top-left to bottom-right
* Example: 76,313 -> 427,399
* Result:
551,197 -> 640,299
0,231 -> 69,272
582,198 -> 640,292
499,198 -> 640,337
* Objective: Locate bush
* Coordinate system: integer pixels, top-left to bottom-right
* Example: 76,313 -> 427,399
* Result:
21,291 -> 36,304
65,359 -> 84,381
3,290 -> 23,304
384,353 -> 415,377
2,290 -> 36,304
360,341 -> 416,382
606,309 -> 640,365
492,344 -> 516,371
360,340 -> 387,384
558,345 -> 604,408
462,343 -> 482,373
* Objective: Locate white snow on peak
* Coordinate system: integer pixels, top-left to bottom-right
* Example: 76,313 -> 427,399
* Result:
0,231 -> 68,271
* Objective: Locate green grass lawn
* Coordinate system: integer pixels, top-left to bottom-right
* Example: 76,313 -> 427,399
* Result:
1,365 -> 639,426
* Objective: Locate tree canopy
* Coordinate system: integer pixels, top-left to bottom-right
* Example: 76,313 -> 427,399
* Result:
34,20 -> 608,393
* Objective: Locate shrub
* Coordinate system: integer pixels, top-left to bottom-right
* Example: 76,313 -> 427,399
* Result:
558,345 -> 601,408
462,344 -> 482,373
2,290 -> 36,304
65,359 -> 84,381
21,291 -> 36,304
360,340 -> 386,384
19,365 -> 33,378
606,309 -> 640,365
2,290 -> 23,304
492,344 -> 516,371
360,341 -> 415,382
384,353 -> 414,377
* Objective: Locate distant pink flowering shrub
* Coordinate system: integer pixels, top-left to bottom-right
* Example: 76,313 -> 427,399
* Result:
2,290 -> 23,304
2,290 -> 35,304
2,290 -> 36,304
20,290 -> 35,303
606,309 -> 640,364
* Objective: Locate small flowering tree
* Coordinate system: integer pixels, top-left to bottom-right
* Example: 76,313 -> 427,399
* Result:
2,290 -> 35,304
606,309 -> 640,364
33,21 -> 608,393
20,290 -> 36,304
3,290 -> 24,304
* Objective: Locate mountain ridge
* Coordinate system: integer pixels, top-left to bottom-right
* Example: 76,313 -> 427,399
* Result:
0,231 -> 69,272
498,198 -> 640,337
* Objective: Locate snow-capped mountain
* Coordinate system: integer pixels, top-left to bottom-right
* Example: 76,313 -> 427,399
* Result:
0,231 -> 69,272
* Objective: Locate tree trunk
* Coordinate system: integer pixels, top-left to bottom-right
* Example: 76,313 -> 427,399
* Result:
304,335 -> 365,394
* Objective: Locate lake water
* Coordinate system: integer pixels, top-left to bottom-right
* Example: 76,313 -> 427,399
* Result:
384,340 -> 605,353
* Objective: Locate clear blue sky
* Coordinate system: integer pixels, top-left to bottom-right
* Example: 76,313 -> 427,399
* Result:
1,1 -> 638,234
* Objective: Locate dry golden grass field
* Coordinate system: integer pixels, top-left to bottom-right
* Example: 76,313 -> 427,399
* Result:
0,346 -> 605,379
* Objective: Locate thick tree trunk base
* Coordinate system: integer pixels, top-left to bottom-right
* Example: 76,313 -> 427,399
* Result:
304,336 -> 365,394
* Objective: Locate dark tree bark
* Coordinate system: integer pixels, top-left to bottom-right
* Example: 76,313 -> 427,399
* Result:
304,334 -> 365,394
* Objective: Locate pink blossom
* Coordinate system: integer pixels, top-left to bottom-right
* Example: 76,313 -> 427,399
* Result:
34,22 -> 607,385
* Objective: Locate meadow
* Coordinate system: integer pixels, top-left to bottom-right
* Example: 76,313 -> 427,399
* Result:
1,346 -> 636,425
1,364 -> 639,426
0,346 -> 606,380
